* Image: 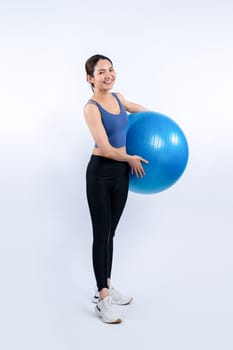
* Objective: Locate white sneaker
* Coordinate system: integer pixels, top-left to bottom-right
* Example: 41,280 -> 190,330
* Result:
95,296 -> 122,324
93,287 -> 133,306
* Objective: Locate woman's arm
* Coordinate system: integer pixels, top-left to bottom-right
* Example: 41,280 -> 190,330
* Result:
84,103 -> 148,177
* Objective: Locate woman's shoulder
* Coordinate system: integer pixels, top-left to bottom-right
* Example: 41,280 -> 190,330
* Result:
113,92 -> 126,105
84,100 -> 100,115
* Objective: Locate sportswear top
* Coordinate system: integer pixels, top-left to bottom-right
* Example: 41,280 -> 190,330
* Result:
87,92 -> 128,148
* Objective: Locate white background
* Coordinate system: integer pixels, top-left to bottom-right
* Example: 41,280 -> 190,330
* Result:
0,0 -> 233,349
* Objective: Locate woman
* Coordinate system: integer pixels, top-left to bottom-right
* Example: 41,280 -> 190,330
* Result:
84,54 -> 148,324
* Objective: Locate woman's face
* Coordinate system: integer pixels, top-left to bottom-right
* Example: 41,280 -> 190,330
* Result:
88,59 -> 116,91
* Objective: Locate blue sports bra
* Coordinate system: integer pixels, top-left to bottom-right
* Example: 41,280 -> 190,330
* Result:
87,93 -> 128,148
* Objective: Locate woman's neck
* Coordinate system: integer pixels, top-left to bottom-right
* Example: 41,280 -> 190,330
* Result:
92,90 -> 112,101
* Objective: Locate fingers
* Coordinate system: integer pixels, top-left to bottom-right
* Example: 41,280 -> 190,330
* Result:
131,162 -> 147,178
134,168 -> 144,177
129,156 -> 149,178
141,158 -> 149,164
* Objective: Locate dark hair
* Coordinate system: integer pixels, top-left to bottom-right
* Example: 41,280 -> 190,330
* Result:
85,54 -> 113,90
85,54 -> 113,77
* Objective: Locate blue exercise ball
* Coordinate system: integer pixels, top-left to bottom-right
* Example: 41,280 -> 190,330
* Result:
126,111 -> 189,194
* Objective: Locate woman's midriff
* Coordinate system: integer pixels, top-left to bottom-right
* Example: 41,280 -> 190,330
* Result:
92,146 -> 127,157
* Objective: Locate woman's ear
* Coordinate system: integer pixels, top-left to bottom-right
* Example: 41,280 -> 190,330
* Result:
87,74 -> 93,84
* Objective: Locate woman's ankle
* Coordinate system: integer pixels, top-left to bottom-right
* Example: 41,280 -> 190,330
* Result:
99,288 -> 110,300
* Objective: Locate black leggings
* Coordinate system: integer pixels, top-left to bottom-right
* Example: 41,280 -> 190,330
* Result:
86,155 -> 129,291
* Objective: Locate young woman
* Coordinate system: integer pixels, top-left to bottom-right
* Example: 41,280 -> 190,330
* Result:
84,54 -> 148,324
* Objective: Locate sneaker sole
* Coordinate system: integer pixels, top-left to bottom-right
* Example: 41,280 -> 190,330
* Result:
117,297 -> 133,306
95,306 -> 122,324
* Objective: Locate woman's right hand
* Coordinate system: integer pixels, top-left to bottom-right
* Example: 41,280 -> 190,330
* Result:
128,155 -> 149,177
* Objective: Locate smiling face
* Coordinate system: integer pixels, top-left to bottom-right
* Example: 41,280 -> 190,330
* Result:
87,59 -> 116,92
